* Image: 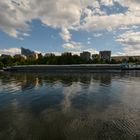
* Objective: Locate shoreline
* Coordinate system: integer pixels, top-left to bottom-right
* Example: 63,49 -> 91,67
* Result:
2,64 -> 140,73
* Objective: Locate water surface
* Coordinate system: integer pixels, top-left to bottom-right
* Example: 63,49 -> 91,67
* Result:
0,71 -> 140,140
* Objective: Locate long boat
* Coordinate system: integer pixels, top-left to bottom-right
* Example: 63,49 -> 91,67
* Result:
3,64 -> 122,72
3,64 -> 140,72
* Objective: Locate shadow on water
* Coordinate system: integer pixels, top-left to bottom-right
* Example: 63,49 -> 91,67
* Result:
0,71 -> 140,140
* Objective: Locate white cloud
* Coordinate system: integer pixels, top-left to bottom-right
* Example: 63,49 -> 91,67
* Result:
63,43 -> 75,49
34,50 -> 41,54
0,1 -> 30,38
93,33 -> 103,37
81,13 -> 140,31
116,31 -> 140,55
0,48 -> 21,56
0,0 -> 86,38
118,25 -> 139,31
79,0 -> 140,31
63,41 -> 82,50
88,37 -> 91,40
1,0 -> 140,61
87,41 -> 91,45
101,0 -> 114,6
23,33 -> 30,37
117,31 -> 140,45
84,48 -> 99,54
59,28 -> 71,41
132,25 -> 139,29
112,52 -> 126,56
62,48 -> 99,56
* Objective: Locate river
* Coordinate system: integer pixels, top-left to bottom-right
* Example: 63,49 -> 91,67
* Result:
0,71 -> 140,140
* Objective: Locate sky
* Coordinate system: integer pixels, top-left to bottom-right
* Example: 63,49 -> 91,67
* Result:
0,0 -> 140,56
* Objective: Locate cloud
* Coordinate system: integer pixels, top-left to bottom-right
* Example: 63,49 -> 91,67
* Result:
0,1 -> 30,38
34,50 -> 41,54
1,0 -> 140,42
63,43 -> 75,49
0,0 -> 85,38
0,48 -> 21,56
23,33 -> 30,37
84,48 -> 99,54
101,0 -> 114,6
87,41 -> 91,45
59,28 -> 71,41
116,31 -> 140,55
93,33 -> 103,37
81,13 -> 140,31
79,0 -> 140,31
112,52 -> 126,56
63,41 -> 82,50
88,37 -> 91,40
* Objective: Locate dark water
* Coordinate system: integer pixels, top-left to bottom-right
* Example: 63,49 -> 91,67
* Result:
0,71 -> 140,140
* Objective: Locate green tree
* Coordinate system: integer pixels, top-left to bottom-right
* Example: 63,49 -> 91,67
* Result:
128,57 -> 134,63
110,59 -> 117,64
0,61 -> 4,69
1,55 -> 13,66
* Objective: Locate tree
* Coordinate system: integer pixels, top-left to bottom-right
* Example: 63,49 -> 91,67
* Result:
1,55 -> 13,66
0,62 -> 4,69
128,57 -> 134,63
110,59 -> 117,64
13,55 -> 26,65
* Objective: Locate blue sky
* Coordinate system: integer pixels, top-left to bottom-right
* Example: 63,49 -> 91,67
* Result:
0,0 -> 140,56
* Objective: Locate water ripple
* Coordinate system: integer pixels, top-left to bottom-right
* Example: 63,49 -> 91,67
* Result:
0,72 -> 140,139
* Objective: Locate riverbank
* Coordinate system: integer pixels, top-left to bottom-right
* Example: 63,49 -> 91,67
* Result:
2,64 -> 122,72
3,64 -> 140,73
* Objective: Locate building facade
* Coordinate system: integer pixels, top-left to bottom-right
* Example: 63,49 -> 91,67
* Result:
61,52 -> 72,56
111,56 -> 140,62
21,47 -> 34,56
80,51 -> 91,61
45,53 -> 55,57
92,54 -> 99,60
99,51 -> 111,61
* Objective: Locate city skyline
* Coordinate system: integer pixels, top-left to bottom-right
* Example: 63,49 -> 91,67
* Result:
0,0 -> 140,56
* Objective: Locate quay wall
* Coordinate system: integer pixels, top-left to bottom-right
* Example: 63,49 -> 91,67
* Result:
4,64 -> 122,72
